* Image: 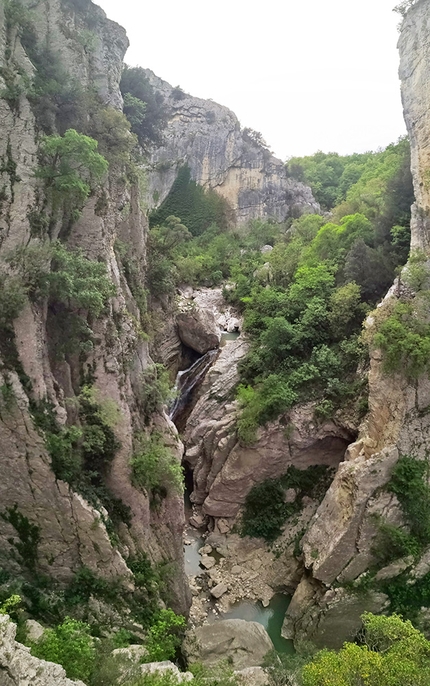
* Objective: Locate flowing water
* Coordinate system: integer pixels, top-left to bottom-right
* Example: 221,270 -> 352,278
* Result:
169,349 -> 218,428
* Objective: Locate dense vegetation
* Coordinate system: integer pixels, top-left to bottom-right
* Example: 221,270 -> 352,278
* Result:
241,466 -> 334,542
146,139 -> 413,449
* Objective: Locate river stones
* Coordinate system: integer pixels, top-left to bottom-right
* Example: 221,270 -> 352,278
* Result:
183,619 -> 274,668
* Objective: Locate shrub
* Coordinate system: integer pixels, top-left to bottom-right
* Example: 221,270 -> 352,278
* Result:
372,300 -> 430,379
131,433 -> 184,498
30,617 -> 96,682
137,364 -> 173,422
388,456 -> 430,546
120,66 -> 168,149
35,129 -> 108,227
241,479 -> 288,542
144,609 -> 185,662
48,242 -> 116,317
241,466 -> 334,543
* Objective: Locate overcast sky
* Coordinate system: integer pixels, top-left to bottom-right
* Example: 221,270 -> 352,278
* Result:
96,0 -> 406,161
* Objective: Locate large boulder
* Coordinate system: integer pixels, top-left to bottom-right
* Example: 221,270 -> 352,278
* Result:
176,309 -> 221,354
183,619 -> 274,669
0,615 -> 86,686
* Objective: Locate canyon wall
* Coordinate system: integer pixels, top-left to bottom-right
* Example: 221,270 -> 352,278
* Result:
281,0 -> 430,647
0,0 -> 189,613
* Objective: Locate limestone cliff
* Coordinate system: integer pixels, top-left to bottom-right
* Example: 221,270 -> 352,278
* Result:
0,0 -> 189,614
144,70 -> 319,224
281,0 -> 430,648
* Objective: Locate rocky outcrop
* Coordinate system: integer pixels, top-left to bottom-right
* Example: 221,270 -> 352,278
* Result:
176,309 -> 220,355
183,619 -> 274,669
281,579 -> 389,650
0,615 -> 85,686
0,0 -> 190,613
184,338 -> 354,523
144,71 -> 319,224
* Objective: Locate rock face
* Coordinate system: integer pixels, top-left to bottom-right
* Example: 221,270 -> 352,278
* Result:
183,619 -> 274,669
399,0 -> 430,254
282,4 -> 430,646
0,0 -> 190,613
176,309 -> 221,355
0,615 -> 85,686
184,338 -> 354,523
144,70 -> 320,224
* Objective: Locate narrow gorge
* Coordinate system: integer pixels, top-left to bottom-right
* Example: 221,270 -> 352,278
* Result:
1,0 -> 430,684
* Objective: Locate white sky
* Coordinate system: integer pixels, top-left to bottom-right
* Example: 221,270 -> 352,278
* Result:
96,0 -> 407,161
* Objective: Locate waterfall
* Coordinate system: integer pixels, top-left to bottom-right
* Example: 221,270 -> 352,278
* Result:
169,349 -> 219,426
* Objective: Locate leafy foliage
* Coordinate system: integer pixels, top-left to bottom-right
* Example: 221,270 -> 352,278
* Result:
120,66 -> 168,149
36,129 -> 108,229
150,166 -> 232,236
131,432 -> 184,499
144,609 -> 185,662
30,617 -> 96,682
241,466 -> 334,542
302,613 -> 430,686
136,364 -> 173,422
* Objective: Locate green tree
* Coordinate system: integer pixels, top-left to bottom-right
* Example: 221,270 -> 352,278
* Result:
302,613 -> 430,686
36,129 -> 108,225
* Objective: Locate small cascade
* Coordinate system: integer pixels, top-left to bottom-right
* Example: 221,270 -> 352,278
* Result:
169,349 -> 219,429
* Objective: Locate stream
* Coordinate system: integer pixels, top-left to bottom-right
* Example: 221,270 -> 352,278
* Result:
179,330 -> 293,653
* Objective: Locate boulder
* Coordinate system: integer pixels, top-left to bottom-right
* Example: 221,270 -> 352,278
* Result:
210,583 -> 228,599
183,619 -> 274,669
139,661 -> 193,682
177,310 -> 220,354
235,667 -> 270,686
25,619 -> 45,642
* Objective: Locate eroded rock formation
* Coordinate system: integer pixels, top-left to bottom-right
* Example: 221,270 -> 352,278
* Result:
144,71 -> 320,224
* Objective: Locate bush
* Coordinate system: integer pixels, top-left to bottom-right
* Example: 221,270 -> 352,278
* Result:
35,129 -> 108,227
131,433 -> 184,498
241,479 -> 289,542
137,364 -> 173,422
120,66 -> 168,149
388,456 -> 430,546
144,609 -> 185,662
241,466 -> 334,542
30,617 -> 96,682
372,300 -> 430,379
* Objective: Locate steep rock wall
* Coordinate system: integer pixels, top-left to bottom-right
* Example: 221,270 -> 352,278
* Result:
282,0 -> 430,647
0,0 -> 190,613
144,71 -> 319,224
